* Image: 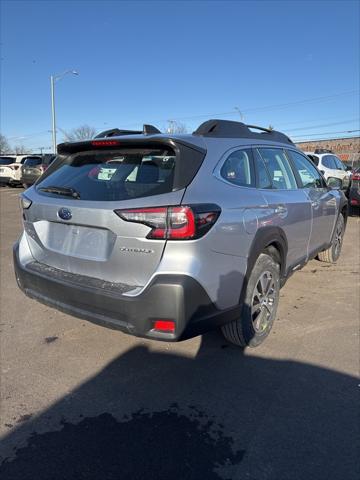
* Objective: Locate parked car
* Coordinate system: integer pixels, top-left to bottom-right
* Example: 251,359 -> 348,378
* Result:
305,149 -> 351,192
21,154 -> 56,188
349,167 -> 360,213
14,120 -> 348,348
0,155 -> 18,185
0,154 -> 42,186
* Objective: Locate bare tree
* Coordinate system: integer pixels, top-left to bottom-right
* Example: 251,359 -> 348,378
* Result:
165,120 -> 188,134
14,144 -> 30,154
62,125 -> 98,142
0,134 -> 12,154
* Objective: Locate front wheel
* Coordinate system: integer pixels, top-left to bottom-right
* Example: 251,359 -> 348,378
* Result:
221,253 -> 280,348
317,214 -> 345,263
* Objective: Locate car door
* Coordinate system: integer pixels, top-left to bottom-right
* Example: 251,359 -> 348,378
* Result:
287,149 -> 337,256
254,147 -> 312,270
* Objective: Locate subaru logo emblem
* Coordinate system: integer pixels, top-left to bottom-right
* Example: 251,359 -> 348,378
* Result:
58,207 -> 72,221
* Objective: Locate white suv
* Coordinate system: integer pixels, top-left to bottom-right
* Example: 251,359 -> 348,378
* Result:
305,150 -> 351,191
0,155 -> 42,187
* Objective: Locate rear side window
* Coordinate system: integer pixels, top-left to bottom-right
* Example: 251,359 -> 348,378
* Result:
257,148 -> 297,190
220,149 -> 255,187
307,154 -> 319,166
36,148 -> 176,201
0,157 -> 15,165
23,157 -> 42,167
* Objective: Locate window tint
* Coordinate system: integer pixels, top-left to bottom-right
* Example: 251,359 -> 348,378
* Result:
288,150 -> 325,189
220,149 -> 255,187
322,155 -> 336,169
257,148 -> 297,189
253,149 -> 272,188
37,148 -> 176,201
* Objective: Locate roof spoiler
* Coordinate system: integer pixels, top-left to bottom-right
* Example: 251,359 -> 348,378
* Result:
193,119 -> 293,144
94,124 -> 161,139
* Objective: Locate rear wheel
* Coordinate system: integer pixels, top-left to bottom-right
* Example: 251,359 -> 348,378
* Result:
221,253 -> 280,347
317,214 -> 345,263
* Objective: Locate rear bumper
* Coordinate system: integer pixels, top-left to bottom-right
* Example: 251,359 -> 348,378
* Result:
13,242 -> 238,341
21,174 -> 38,185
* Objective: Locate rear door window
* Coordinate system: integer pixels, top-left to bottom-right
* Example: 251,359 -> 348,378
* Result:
36,148 -> 176,201
333,156 -> 346,170
322,155 -> 337,169
257,148 -> 297,189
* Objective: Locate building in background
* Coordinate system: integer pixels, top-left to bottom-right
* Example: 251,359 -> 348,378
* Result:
296,136 -> 360,166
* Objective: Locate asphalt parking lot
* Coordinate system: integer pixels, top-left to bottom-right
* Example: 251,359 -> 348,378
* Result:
0,186 -> 359,480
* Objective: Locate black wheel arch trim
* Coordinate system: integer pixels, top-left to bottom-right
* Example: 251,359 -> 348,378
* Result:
240,226 -> 288,305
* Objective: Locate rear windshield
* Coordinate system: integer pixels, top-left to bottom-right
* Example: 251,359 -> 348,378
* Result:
23,157 -> 42,167
36,148 -> 176,201
0,157 -> 15,165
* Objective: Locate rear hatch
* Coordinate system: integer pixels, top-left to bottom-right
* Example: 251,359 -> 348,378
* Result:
0,156 -> 17,179
21,156 -> 44,180
23,137 -> 206,288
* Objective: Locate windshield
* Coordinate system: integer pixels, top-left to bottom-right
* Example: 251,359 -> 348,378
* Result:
36,148 -> 176,201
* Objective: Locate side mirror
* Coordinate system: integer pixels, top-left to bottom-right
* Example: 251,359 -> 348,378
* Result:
346,165 -> 352,171
327,177 -> 343,190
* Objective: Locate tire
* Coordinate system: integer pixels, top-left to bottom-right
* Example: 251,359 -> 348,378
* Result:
221,253 -> 280,348
317,214 -> 345,263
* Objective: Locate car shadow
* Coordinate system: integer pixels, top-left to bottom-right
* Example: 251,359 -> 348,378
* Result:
0,330 -> 358,480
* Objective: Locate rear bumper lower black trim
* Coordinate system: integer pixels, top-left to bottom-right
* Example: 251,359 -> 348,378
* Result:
13,243 -> 238,341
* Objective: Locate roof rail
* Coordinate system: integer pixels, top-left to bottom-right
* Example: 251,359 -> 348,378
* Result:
94,124 -> 161,139
314,148 -> 333,154
193,119 -> 293,144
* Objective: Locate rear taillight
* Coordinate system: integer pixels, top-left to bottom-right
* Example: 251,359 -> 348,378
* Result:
352,173 -> 360,181
115,204 -> 220,240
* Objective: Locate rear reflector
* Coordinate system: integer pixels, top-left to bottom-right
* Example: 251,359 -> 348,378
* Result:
153,320 -> 175,333
350,198 -> 359,205
115,204 -> 220,240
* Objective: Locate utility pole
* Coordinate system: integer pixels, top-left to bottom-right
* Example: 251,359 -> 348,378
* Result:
50,70 -> 79,154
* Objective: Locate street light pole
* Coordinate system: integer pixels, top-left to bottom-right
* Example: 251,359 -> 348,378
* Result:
50,70 -> 78,154
234,106 -> 244,122
50,75 -> 56,154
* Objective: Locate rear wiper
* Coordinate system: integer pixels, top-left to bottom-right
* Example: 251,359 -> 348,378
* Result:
39,185 -> 81,199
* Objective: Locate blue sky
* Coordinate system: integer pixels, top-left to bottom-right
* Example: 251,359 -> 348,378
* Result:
1,0 -> 359,151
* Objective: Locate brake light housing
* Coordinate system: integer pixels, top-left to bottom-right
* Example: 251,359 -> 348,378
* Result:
91,140 -> 120,147
115,204 -> 220,240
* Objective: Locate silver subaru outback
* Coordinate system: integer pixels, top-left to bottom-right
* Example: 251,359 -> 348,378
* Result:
13,120 -> 348,347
